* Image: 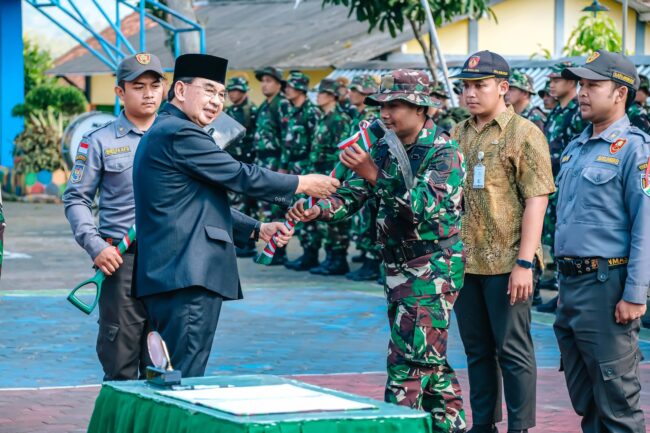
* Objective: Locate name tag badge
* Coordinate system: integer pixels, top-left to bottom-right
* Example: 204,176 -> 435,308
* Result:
473,151 -> 485,189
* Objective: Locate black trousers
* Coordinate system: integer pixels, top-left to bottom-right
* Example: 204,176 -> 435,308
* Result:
97,251 -> 151,381
142,286 -> 223,378
554,265 -> 645,433
454,273 -> 537,430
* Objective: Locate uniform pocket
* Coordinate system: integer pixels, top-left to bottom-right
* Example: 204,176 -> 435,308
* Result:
599,350 -> 641,417
578,166 -> 619,214
205,225 -> 233,244
104,156 -> 133,173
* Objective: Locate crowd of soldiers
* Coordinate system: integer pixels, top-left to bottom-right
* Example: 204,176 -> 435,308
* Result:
224,62 -> 650,317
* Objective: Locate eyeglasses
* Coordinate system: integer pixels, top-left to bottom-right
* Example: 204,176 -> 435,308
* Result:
185,83 -> 225,101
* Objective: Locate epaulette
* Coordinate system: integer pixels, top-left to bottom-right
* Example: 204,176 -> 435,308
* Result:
81,119 -> 114,140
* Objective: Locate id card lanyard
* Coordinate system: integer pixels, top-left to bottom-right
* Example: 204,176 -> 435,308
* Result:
473,150 -> 485,189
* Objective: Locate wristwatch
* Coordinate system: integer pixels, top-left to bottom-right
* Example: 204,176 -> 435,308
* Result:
516,258 -> 534,270
253,222 -> 261,242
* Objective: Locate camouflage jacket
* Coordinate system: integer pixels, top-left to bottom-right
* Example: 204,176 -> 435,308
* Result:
280,99 -> 322,174
434,106 -> 470,134
544,97 -> 587,176
520,103 -> 546,131
224,97 -> 258,163
309,108 -> 352,173
338,99 -> 357,120
318,119 -> 465,296
253,93 -> 291,160
627,102 -> 650,135
351,105 -> 379,124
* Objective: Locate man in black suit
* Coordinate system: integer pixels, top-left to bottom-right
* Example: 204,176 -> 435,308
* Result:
133,54 -> 340,377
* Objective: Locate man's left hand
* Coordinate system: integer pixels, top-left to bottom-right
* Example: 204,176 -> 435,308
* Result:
259,222 -> 294,246
615,300 -> 647,325
508,265 -> 533,305
339,142 -> 379,185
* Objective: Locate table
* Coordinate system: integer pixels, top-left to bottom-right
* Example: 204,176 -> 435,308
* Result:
87,374 -> 432,433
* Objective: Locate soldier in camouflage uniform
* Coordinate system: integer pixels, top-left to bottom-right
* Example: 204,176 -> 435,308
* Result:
280,71 -> 324,271
539,62 -> 587,304
627,74 -> 650,134
225,76 -> 259,257
336,76 -> 358,120
253,66 -> 292,264
308,79 -> 353,276
429,83 -> 470,135
345,74 -> 382,281
288,69 -> 467,433
507,70 -> 546,131
537,80 -> 558,112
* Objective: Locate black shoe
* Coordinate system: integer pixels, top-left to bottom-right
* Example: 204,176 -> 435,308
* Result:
536,295 -> 558,313
316,251 -> 349,276
642,316 -> 650,329
267,247 -> 286,266
468,425 -> 498,433
310,250 -> 333,275
538,277 -> 558,291
285,249 -> 319,271
346,258 -> 380,281
507,430 -> 527,433
351,252 -> 366,263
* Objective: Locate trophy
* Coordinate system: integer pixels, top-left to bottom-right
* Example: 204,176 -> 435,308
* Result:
146,331 -> 182,386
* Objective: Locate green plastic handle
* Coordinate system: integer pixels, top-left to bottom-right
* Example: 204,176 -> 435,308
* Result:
67,225 -> 136,315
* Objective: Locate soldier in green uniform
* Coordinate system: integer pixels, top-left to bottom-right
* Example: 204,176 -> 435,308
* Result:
280,71 -> 324,271
539,62 -> 587,307
537,80 -> 558,113
429,83 -> 470,135
308,79 -> 353,276
288,69 -> 467,433
253,66 -> 292,264
627,74 -> 650,134
345,74 -> 382,281
507,70 -> 546,131
225,76 -> 259,257
336,76 -> 358,120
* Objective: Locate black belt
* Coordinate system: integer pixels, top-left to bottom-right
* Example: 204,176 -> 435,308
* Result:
557,257 -> 628,277
381,235 -> 460,265
102,236 -> 136,253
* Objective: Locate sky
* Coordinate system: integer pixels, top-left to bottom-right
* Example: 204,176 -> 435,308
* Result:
22,0 -> 132,59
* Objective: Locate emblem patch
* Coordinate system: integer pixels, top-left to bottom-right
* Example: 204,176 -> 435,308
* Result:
70,162 -> 85,184
468,56 -> 481,69
586,52 -> 600,63
75,154 -> 87,163
609,138 -> 627,154
136,53 -> 151,65
595,155 -> 620,166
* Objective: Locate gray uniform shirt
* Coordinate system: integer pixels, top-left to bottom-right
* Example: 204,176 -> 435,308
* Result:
555,115 -> 650,304
63,112 -> 144,260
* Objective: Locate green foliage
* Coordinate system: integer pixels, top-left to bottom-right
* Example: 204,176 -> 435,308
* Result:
530,44 -> 553,60
13,108 -> 68,175
321,0 -> 494,37
564,14 -> 622,56
12,84 -> 87,118
23,38 -> 56,94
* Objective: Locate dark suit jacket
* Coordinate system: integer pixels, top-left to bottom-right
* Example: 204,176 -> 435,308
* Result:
133,103 -> 298,299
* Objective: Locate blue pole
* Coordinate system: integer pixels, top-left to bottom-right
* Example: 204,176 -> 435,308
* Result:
140,0 -> 146,52
0,0 -> 24,169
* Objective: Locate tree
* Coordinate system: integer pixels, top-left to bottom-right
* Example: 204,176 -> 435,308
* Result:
321,0 -> 495,83
23,38 -> 56,94
12,84 -> 87,118
563,13 -> 622,56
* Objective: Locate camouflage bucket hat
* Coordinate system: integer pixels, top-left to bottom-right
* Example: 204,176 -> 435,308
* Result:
537,80 -> 551,98
430,82 -> 450,99
286,71 -> 310,92
509,70 -> 535,94
349,74 -> 379,95
226,76 -> 249,92
317,78 -> 340,95
548,61 -> 578,78
365,69 -> 437,107
254,66 -> 284,83
638,74 -> 649,92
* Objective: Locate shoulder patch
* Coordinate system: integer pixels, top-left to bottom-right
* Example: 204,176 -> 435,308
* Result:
610,138 -> 627,154
643,158 -> 650,197
70,162 -> 85,184
561,154 -> 572,164
595,155 -> 620,166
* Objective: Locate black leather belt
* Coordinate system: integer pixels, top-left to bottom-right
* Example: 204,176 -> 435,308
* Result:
557,257 -> 628,277
381,234 -> 460,265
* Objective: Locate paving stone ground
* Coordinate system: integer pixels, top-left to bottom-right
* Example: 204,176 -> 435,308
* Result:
0,201 -> 648,432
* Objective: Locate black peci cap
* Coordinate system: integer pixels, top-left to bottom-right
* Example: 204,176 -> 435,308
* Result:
562,50 -> 639,90
172,54 -> 228,85
450,50 -> 510,80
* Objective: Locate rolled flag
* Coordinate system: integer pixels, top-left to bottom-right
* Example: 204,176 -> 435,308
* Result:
256,120 -> 385,265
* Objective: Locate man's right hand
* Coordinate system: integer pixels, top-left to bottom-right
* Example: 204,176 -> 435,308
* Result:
286,198 -> 322,222
296,174 -> 340,198
94,246 -> 123,276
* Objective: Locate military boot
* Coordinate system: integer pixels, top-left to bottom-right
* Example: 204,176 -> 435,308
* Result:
316,250 -> 349,276
285,248 -> 320,271
346,258 -> 380,281
267,246 -> 287,266
351,251 -> 366,263
309,250 -> 333,274
468,424 -> 498,433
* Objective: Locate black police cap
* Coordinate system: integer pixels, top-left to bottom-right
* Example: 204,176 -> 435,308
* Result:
450,50 -> 510,80
172,54 -> 228,85
562,50 -> 639,90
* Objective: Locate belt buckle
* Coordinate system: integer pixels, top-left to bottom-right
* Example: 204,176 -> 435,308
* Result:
399,242 -> 412,264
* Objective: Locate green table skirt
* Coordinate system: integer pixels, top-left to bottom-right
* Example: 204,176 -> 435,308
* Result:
87,375 -> 432,433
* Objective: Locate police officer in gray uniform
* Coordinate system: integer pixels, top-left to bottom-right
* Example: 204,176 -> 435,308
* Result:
63,53 -> 166,380
553,50 -> 649,433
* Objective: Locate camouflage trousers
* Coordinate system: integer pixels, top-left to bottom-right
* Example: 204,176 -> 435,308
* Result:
0,209 -> 4,278
542,191 -> 558,259
352,201 -> 380,259
386,291 -> 465,433
298,220 -> 350,252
